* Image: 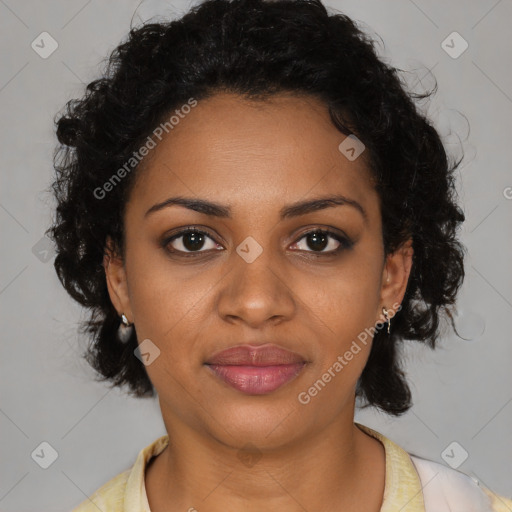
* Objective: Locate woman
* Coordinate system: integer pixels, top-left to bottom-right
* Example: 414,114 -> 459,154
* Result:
47,0 -> 511,510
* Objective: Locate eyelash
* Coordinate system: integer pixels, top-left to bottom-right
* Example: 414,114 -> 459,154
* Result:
161,226 -> 354,258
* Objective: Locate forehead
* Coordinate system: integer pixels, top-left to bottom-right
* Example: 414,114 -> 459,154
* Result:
128,92 -> 377,218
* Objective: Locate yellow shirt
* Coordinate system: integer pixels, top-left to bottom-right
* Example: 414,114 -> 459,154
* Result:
71,422 -> 512,511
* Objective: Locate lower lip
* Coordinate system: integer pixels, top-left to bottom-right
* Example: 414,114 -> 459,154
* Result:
205,363 -> 306,395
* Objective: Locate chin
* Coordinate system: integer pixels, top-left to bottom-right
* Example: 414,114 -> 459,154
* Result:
204,399 -> 307,451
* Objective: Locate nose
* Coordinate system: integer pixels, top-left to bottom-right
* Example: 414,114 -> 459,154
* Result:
216,244 -> 296,328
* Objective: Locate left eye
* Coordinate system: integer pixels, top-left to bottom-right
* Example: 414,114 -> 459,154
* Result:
291,230 -> 350,253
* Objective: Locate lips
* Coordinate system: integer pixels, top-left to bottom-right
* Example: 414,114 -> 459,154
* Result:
204,344 -> 307,395
205,344 -> 306,366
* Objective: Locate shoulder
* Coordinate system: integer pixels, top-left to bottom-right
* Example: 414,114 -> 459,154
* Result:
70,469 -> 130,511
410,455 -> 512,512
69,434 -> 169,512
481,486 -> 512,512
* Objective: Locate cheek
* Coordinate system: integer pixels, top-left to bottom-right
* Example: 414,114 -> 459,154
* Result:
309,254 -> 382,331
124,245 -> 209,358
126,228 -> 204,311
300,251 -> 382,375
296,274 -> 379,409
126,261 -> 210,402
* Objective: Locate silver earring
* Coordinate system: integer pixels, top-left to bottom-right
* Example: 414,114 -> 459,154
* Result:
117,313 -> 133,343
382,307 -> 391,334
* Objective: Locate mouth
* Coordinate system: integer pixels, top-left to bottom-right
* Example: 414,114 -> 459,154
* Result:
204,344 -> 307,395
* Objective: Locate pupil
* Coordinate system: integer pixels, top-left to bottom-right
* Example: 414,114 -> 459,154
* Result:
307,231 -> 327,251
183,231 -> 205,251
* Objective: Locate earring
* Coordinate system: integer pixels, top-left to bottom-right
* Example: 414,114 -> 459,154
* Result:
382,307 -> 391,334
117,313 -> 133,343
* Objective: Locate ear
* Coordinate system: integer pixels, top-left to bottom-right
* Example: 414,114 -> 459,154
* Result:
376,237 -> 414,324
103,236 -> 134,323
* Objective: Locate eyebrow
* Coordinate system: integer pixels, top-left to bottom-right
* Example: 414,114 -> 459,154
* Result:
144,194 -> 367,222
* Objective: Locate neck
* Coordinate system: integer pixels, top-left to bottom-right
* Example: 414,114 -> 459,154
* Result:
145,413 -> 385,512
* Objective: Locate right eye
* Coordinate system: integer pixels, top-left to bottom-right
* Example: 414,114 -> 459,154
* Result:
163,227 -> 223,256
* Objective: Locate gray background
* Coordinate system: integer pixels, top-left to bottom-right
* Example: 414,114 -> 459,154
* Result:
1,0 -> 511,510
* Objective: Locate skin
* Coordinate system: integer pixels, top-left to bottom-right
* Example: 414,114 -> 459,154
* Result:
104,92 -> 413,512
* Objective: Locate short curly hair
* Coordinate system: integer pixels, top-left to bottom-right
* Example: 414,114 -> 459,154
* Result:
46,0 -> 466,416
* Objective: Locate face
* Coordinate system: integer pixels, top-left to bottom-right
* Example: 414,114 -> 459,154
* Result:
104,92 -> 412,450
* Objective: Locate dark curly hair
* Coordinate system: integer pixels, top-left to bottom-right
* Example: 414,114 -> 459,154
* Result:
45,0 -> 466,416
